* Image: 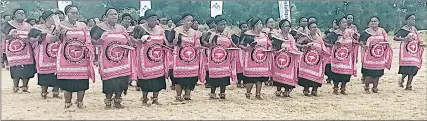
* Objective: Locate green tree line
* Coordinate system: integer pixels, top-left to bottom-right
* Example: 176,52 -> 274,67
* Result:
1,1 -> 426,32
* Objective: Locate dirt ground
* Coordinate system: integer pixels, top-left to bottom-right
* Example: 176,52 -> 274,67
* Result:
1,37 -> 426,120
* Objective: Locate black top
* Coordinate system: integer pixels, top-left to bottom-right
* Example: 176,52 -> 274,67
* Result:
271,37 -> 283,50
1,22 -> 16,35
166,29 -> 175,44
325,32 -> 340,44
324,29 -> 333,35
358,30 -> 371,44
165,29 -> 172,43
394,29 -> 410,38
231,34 -> 241,45
241,34 -> 255,46
28,28 -> 46,39
89,26 -> 104,40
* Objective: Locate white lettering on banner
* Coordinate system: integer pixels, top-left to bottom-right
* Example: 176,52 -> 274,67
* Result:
299,68 -> 321,76
102,64 -> 130,73
278,1 -> 291,22
175,66 -> 199,70
401,57 -> 421,63
66,31 -> 85,35
7,55 -> 31,61
275,72 -> 293,79
331,64 -> 351,69
209,67 -> 230,71
58,67 -> 88,72
142,65 -> 163,72
245,67 -> 269,72
150,35 -> 164,40
364,60 -> 386,65
106,34 -> 126,39
17,31 -> 28,35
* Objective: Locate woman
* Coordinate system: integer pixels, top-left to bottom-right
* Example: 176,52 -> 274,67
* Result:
325,17 -> 359,95
90,8 -> 134,109
323,19 -> 338,84
86,18 -> 96,31
121,13 -> 135,33
165,15 -> 182,91
1,9 -> 37,93
240,18 -> 271,100
38,16 -> 46,25
262,17 -> 278,36
231,22 -> 248,88
296,22 -> 330,96
346,14 -> 358,33
295,17 -> 309,41
394,14 -> 424,90
206,17 -> 216,30
28,11 -> 61,99
262,17 -> 279,86
359,16 -> 392,93
170,14 -> 204,101
26,18 -> 37,26
138,16 -> 147,25
131,9 -> 168,105
270,19 -> 300,97
345,14 -> 365,84
56,5 -> 95,109
203,15 -> 237,99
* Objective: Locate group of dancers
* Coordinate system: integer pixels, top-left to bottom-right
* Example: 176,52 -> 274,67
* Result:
1,5 -> 424,109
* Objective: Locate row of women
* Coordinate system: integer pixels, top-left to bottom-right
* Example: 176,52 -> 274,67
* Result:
2,5 -> 423,109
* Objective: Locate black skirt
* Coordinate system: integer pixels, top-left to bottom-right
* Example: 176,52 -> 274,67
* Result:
207,76 -> 230,88
237,73 -> 246,81
398,66 -> 419,76
138,77 -> 166,92
58,79 -> 89,92
330,72 -> 351,83
2,53 -> 7,62
10,64 -> 36,80
243,76 -> 268,84
273,81 -> 295,89
361,68 -> 384,78
102,76 -> 129,94
324,64 -> 333,77
175,77 -> 198,90
297,78 -> 322,87
37,73 -> 58,87
169,69 -> 178,84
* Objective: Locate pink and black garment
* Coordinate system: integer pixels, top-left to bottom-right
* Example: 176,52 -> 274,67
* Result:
270,33 -> 300,89
241,31 -> 272,84
171,26 -> 204,90
56,21 -> 95,92
395,26 -> 424,76
297,34 -> 331,87
90,24 -> 134,94
359,27 -> 392,78
325,29 -> 359,83
2,20 -> 37,80
133,24 -> 169,92
29,24 -> 60,87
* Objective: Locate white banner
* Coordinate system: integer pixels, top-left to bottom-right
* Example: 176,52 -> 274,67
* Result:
140,1 -> 152,17
57,1 -> 72,12
278,1 -> 291,22
210,1 -> 223,17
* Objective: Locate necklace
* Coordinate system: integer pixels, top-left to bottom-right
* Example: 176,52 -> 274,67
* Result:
106,22 -> 115,29
68,21 -> 77,27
